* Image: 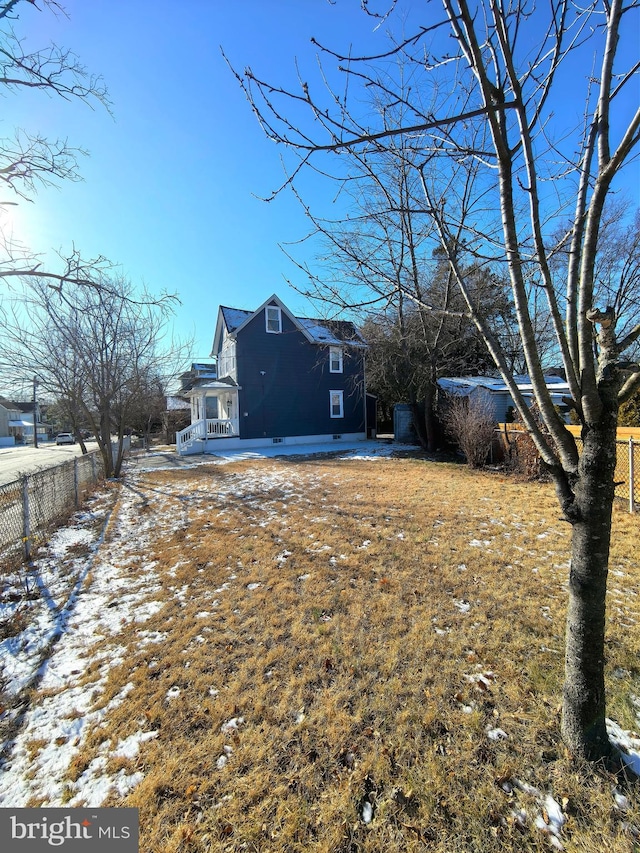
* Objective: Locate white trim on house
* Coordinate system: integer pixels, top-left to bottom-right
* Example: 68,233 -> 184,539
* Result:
265,305 -> 282,334
329,346 -> 343,373
330,390 -> 344,418
178,431 -> 367,456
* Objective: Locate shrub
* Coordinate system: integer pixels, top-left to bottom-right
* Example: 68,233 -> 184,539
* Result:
443,394 -> 496,468
503,402 -> 553,481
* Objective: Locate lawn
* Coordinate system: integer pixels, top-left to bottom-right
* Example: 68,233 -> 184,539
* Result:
1,450 -> 639,852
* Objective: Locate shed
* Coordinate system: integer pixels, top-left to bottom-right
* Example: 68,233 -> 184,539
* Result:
437,375 -> 572,422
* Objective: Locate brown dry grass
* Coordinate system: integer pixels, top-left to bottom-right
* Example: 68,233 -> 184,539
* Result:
40,455 -> 640,851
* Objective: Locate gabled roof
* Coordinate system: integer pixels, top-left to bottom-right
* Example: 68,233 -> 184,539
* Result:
9,401 -> 36,414
212,293 -> 366,355
0,396 -> 20,412
183,377 -> 240,397
178,362 -> 218,392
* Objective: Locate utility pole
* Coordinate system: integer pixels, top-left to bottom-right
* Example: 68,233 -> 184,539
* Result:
32,376 -> 38,448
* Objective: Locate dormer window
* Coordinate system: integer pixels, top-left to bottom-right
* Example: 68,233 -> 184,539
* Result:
266,306 -> 282,334
329,346 -> 343,373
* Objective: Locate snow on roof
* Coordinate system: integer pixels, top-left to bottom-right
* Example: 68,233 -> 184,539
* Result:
183,378 -> 239,395
220,306 -> 253,332
297,317 -> 366,346
220,303 -> 365,347
297,317 -> 343,344
438,375 -> 570,396
190,363 -> 217,376
166,396 -> 191,411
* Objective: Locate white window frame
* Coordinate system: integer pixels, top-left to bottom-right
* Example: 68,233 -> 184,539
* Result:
330,390 -> 344,419
329,346 -> 343,373
265,305 -> 282,334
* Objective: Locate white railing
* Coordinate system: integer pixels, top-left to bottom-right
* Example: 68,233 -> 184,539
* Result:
206,418 -> 238,437
176,418 -> 239,454
177,420 -> 205,453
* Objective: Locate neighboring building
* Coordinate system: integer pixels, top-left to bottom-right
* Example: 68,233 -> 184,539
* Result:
4,401 -> 52,445
163,392 -> 193,445
177,362 -> 218,391
437,374 -> 572,422
176,294 -> 369,455
0,397 -> 23,446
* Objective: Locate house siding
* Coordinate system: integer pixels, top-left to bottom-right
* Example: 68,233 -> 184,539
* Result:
0,405 -> 9,438
471,388 -> 511,423
232,307 -> 365,440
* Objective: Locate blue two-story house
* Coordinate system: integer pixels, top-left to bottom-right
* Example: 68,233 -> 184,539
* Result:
176,294 -> 370,454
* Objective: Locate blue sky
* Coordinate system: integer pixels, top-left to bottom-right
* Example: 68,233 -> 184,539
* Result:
3,0 -> 638,361
4,0 -> 392,359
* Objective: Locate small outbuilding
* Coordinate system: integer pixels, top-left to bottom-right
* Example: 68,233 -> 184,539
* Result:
437,375 -> 572,422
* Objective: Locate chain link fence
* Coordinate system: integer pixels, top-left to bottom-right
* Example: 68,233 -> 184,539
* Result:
496,428 -> 639,513
611,438 -> 637,513
0,451 -> 105,566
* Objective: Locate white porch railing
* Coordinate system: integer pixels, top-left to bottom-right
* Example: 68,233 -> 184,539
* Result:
176,418 -> 239,454
206,418 -> 238,437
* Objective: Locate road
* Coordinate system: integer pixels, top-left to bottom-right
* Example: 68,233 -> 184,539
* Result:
0,441 -> 100,486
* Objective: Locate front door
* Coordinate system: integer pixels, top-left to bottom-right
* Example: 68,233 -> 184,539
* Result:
205,396 -> 219,420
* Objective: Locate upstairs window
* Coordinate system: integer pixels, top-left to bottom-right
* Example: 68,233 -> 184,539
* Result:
266,305 -> 282,334
329,346 -> 343,373
330,390 -> 344,418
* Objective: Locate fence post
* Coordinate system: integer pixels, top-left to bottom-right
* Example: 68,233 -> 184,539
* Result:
630,438 -> 636,515
91,452 -> 97,482
22,474 -> 31,560
74,457 -> 80,507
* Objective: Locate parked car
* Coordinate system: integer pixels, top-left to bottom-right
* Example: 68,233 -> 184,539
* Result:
55,433 -> 75,445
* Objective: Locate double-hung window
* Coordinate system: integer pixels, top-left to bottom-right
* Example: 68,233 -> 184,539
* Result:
330,390 -> 344,418
329,346 -> 343,373
265,306 -> 282,334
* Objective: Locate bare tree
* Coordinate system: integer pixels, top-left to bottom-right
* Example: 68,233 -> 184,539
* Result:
230,0 -> 640,764
279,136 -> 516,449
556,204 -> 640,361
0,0 -> 111,288
0,276 -> 187,477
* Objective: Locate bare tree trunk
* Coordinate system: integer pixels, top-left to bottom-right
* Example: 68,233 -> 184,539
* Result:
562,410 -> 618,762
98,408 -> 115,479
424,381 -> 439,453
409,399 -> 428,450
229,0 -> 640,766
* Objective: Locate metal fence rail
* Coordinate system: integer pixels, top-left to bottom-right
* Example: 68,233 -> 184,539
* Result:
0,450 -> 104,565
613,438 -> 638,514
497,427 -> 639,513
572,437 -> 638,513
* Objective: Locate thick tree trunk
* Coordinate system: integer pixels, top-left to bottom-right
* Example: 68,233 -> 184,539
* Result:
561,416 -> 618,762
98,411 -> 115,479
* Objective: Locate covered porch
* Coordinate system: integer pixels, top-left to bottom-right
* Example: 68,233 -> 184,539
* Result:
177,381 -> 241,455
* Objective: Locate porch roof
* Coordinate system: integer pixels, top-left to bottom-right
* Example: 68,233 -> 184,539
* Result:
184,380 -> 240,396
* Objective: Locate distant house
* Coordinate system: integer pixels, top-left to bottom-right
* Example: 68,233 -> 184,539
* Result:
162,365 -> 215,444
0,397 -> 23,446
176,294 -> 370,454
437,374 -> 572,422
0,398 -> 52,445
